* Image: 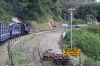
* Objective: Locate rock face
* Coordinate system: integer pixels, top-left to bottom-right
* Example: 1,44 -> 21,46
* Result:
44,19 -> 57,30
50,21 -> 56,29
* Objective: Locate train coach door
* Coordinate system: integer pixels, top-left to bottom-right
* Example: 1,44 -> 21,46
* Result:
9,24 -> 12,36
0,22 -> 1,41
7,23 -> 10,39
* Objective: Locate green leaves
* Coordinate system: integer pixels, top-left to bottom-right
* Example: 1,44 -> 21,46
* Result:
18,0 -> 29,7
72,19 -> 86,25
0,0 -> 12,21
16,0 -> 60,21
74,4 -> 97,21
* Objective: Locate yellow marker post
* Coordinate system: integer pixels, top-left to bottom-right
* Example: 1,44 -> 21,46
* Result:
63,48 -> 81,56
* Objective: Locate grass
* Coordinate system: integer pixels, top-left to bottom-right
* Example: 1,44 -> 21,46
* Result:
31,21 -> 49,30
31,20 -> 62,31
80,52 -> 89,63
11,48 -> 30,66
80,52 -> 100,66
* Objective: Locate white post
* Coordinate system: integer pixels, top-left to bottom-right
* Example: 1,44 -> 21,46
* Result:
69,8 -> 75,48
64,13 -> 66,30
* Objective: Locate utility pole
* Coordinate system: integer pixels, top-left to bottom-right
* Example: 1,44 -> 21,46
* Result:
69,8 -> 75,48
64,13 -> 66,31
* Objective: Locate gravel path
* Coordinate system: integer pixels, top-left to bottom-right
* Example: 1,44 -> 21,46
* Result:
39,31 -> 62,59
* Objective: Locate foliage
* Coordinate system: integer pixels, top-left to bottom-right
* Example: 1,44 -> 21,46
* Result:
0,0 -> 12,21
0,0 -> 99,22
74,3 -> 100,22
72,19 -> 86,25
0,0 -> 62,22
83,25 -> 100,34
12,48 -> 29,66
0,0 -> 98,22
84,58 -> 100,66
74,4 -> 97,21
90,3 -> 100,22
60,0 -> 96,21
14,0 -> 61,22
61,25 -> 100,61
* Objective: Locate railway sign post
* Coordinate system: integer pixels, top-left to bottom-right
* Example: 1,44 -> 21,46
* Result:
69,8 -> 75,48
62,48 -> 81,56
62,48 -> 81,65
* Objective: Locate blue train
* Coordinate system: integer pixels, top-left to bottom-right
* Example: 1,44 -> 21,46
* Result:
0,21 -> 30,42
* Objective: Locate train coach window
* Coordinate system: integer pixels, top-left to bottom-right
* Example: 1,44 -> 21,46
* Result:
26,24 -> 28,26
24,24 -> 26,26
0,23 -> 1,35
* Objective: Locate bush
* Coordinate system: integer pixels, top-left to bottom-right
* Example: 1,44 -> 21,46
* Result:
74,32 -> 100,60
84,58 -> 100,66
83,25 -> 100,34
72,19 -> 86,25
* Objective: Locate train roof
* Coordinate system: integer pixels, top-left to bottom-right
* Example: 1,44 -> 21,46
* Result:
0,21 -> 9,23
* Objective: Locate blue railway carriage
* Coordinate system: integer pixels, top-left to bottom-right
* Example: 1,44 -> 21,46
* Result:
0,22 -> 10,41
10,23 -> 21,36
0,21 -> 30,42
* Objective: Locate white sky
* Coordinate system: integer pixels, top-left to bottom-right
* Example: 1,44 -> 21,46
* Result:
96,0 -> 100,2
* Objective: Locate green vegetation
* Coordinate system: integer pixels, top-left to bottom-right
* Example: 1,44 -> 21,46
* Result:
12,48 -> 29,66
61,25 -> 100,64
17,0 -> 60,21
1,0 -> 62,22
73,2 -> 100,23
0,0 -> 99,23
31,21 -> 48,30
83,58 -> 100,66
0,0 -> 12,21
74,4 -> 97,21
90,3 -> 100,22
72,19 -> 86,24
0,0 -> 60,22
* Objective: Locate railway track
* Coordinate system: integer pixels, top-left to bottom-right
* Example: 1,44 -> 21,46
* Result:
32,29 -> 63,66
28,29 -> 62,66
38,31 -> 64,66
0,28 -> 63,66
26,34 -> 46,66
20,30 -> 61,66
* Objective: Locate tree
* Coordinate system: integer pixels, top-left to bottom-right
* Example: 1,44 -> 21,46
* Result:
14,0 -> 60,21
74,4 -> 97,21
90,3 -> 100,21
0,0 -> 12,21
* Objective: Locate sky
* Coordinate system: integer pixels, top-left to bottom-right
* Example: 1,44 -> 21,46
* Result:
96,0 -> 100,2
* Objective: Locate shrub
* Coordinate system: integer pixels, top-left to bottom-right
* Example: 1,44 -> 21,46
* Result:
72,19 -> 86,25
